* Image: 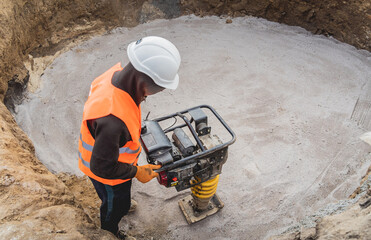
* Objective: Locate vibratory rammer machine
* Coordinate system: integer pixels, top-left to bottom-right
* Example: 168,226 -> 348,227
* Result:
140,105 -> 236,224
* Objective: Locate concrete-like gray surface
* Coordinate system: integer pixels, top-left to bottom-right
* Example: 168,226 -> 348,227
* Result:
14,16 -> 371,239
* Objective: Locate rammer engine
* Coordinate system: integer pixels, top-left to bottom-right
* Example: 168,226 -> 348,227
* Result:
140,105 -> 236,223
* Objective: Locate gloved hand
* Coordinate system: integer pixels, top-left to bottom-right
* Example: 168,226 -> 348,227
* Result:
135,164 -> 161,183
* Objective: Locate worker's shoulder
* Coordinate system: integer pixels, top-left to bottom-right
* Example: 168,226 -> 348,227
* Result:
95,114 -> 128,132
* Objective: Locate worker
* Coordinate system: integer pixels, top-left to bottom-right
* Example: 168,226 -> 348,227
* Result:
78,36 -> 181,239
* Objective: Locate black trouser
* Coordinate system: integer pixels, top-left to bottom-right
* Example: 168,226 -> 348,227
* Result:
89,177 -> 132,235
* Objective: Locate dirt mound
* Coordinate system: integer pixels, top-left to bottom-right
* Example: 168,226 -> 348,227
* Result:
270,148 -> 371,240
57,173 -> 101,227
0,103 -> 115,239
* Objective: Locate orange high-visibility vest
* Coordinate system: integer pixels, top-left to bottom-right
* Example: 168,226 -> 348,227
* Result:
78,62 -> 141,186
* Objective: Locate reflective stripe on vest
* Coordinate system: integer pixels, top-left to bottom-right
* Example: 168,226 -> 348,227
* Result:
80,134 -> 140,155
78,62 -> 142,186
79,151 -> 90,168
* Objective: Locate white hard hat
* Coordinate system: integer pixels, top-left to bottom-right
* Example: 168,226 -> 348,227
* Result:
127,36 -> 181,90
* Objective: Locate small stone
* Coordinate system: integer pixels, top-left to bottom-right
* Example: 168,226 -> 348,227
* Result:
300,227 -> 316,240
0,175 -> 15,186
226,19 -> 232,24
359,197 -> 371,209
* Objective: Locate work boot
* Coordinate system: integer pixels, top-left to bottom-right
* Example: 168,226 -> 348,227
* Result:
117,230 -> 136,240
129,199 -> 137,213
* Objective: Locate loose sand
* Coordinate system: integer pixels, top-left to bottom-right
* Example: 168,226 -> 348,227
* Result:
14,16 -> 371,239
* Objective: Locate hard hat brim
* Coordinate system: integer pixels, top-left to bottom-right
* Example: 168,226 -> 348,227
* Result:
127,41 -> 179,90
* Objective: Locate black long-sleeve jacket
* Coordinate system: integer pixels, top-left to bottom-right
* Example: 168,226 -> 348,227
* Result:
88,115 -> 138,180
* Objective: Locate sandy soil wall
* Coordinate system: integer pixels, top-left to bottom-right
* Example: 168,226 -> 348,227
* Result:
181,0 -> 371,52
0,0 -> 151,102
0,0 -> 369,239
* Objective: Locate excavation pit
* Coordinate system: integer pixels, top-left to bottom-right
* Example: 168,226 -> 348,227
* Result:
11,16 -> 371,239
